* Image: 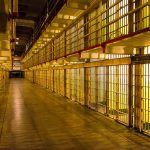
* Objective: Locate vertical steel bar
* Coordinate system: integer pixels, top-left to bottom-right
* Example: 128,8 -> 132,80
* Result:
106,66 -> 109,115
95,66 -> 99,111
116,65 -> 119,120
84,67 -> 88,106
128,64 -> 133,127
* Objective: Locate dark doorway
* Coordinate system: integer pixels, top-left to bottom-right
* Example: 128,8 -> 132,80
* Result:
9,71 -> 24,78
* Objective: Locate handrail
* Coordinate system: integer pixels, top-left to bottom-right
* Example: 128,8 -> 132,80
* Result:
23,1 -> 150,69
101,2 -> 150,28
25,0 -> 66,54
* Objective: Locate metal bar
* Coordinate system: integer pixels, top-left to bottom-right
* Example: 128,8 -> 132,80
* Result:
64,69 -> 66,97
116,65 -> 119,120
106,66 -> 109,116
95,66 -> 99,111
84,67 -> 88,106
134,64 -> 143,131
52,58 -> 131,70
45,70 -> 47,88
102,2 -> 149,28
101,27 -> 150,47
52,69 -> 54,92
128,64 -> 133,127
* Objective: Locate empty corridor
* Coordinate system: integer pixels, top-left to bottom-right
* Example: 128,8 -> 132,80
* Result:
0,79 -> 150,150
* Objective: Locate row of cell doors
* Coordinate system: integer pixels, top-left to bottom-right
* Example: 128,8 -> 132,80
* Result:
27,64 -> 150,135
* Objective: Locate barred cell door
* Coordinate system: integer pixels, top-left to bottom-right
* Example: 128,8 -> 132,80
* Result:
76,68 -> 84,105
108,65 -> 129,125
70,69 -> 77,101
143,64 -> 150,135
66,69 -> 71,99
117,65 -> 129,125
133,64 -> 150,135
97,66 -> 107,114
60,69 -> 65,96
85,67 -> 96,109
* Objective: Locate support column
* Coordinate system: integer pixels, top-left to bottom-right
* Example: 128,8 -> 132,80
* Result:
64,31 -> 67,57
134,64 -> 143,132
46,70 -> 48,88
52,69 -> 54,92
59,70 -> 61,94
116,65 -> 119,120
64,69 -> 66,97
74,69 -> 77,101
95,66 -> 99,111
69,69 -> 71,99
128,0 -> 133,33
84,67 -> 88,106
116,0 -> 120,37
149,0 -> 150,27
128,64 -> 133,127
106,66 -> 109,115
84,14 -> 89,48
33,70 -> 35,83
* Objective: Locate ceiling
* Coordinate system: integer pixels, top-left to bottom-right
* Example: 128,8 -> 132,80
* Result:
15,0 -> 93,57
0,0 -> 93,70
15,0 -> 47,56
23,0 -> 93,60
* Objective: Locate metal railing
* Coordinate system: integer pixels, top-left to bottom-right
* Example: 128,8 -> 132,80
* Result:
23,0 -> 150,69
25,0 -> 66,54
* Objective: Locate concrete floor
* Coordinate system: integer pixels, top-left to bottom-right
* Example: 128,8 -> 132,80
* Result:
0,79 -> 150,150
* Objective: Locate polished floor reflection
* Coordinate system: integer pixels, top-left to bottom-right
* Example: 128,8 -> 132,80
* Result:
0,79 -> 150,150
